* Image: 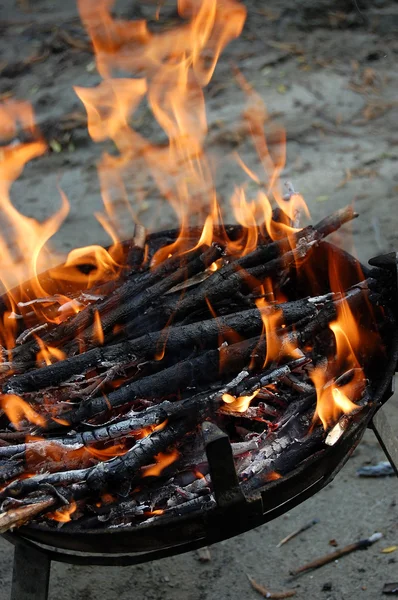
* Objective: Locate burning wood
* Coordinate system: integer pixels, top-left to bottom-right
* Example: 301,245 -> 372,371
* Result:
0,208 -> 393,532
0,0 -> 395,538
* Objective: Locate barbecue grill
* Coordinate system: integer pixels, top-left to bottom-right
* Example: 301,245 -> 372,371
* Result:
2,240 -> 398,600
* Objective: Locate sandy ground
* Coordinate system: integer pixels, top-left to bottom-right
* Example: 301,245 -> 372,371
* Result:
0,0 -> 397,598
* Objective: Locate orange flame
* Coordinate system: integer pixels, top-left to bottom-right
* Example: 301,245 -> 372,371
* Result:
85,443 -> 128,460
0,394 -> 46,429
0,100 -> 70,324
48,500 -> 77,523
74,0 -> 251,265
311,252 -> 369,430
93,310 -> 105,345
35,337 -> 66,367
142,448 -> 179,477
234,69 -> 310,241
254,290 -> 301,369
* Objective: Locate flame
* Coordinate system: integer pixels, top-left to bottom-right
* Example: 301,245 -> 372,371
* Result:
0,312 -> 18,362
0,394 -> 46,429
85,443 -> 128,460
311,252 -> 369,430
230,187 -> 258,255
331,387 -> 358,413
222,389 -> 259,412
0,100 -> 71,326
48,500 -> 77,523
50,244 -> 122,287
142,448 -> 179,477
254,290 -> 301,369
234,69 -> 310,242
74,0 -> 251,265
311,320 -> 366,430
93,310 -> 105,345
135,419 -> 168,440
23,438 -> 128,475
35,337 -> 66,367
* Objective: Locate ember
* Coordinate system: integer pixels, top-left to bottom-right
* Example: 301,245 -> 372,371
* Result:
0,0 -> 395,540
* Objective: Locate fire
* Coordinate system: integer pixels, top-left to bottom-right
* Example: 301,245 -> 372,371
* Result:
311,321 -> 366,430
234,69 -> 310,242
222,390 -> 259,412
35,337 -> 66,367
0,0 -> 378,462
73,0 -> 246,264
254,289 -> 301,370
144,509 -> 164,516
0,312 -> 18,362
0,101 -> 71,340
74,0 -> 301,266
142,449 -> 180,477
134,420 -> 168,440
311,252 -> 369,430
0,101 -> 67,297
0,0 -> 313,346
331,387 -> 358,414
93,310 -> 105,345
0,394 -> 46,429
85,443 -> 128,460
48,500 -> 77,523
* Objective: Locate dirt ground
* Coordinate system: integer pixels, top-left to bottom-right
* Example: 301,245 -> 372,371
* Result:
0,0 -> 397,598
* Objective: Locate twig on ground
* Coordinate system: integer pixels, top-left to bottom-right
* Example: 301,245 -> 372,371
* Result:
290,532 -> 383,576
247,575 -> 296,599
276,518 -> 319,547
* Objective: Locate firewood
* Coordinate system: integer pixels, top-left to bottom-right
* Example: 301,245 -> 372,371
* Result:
290,532 -> 383,576
6,299 -> 318,393
0,358 -> 308,465
12,243 -> 222,365
0,418 -> 195,500
126,209 -> 359,338
0,496 -> 56,533
0,207 -> 389,534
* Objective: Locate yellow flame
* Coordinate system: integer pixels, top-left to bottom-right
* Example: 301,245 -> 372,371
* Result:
222,389 -> 259,412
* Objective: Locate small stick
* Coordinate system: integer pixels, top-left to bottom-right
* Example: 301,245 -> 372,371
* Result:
290,532 -> 383,576
247,575 -> 296,599
0,496 -> 56,533
277,518 -> 319,547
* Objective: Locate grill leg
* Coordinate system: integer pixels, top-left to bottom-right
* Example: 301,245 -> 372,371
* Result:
370,406 -> 398,477
11,543 -> 50,600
